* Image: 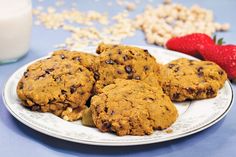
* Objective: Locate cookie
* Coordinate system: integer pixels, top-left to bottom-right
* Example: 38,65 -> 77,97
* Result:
82,108 -> 95,127
90,79 -> 178,136
94,43 -> 161,93
160,58 -> 227,102
17,56 -> 95,121
52,50 -> 97,72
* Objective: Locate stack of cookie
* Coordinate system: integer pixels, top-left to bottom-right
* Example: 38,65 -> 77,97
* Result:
17,43 -> 227,136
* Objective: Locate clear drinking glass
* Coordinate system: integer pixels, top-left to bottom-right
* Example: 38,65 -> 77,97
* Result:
0,0 -> 32,64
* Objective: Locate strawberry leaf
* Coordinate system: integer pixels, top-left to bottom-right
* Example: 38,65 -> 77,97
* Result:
213,34 -> 217,43
217,38 -> 225,45
212,34 -> 225,45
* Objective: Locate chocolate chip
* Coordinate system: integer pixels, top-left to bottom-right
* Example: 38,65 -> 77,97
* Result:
78,67 -> 83,72
118,49 -> 122,54
209,75 -> 215,80
105,59 -> 115,64
37,74 -> 46,80
104,107 -> 108,113
31,105 -> 41,111
218,70 -> 224,75
73,56 -> 81,62
70,85 -> 77,94
48,98 -> 56,103
173,93 -> 180,100
23,71 -> 29,78
164,106 -> 170,111
197,67 -> 204,77
113,45 -> 118,48
143,49 -> 148,53
54,76 -> 62,82
18,82 -> 24,89
111,111 -> 115,115
117,70 -> 122,74
96,50 -> 101,54
196,89 -> 203,96
45,68 -> 54,74
144,97 -> 154,101
129,50 -> 135,55
123,55 -> 129,61
168,64 -> 175,69
174,67 -> 180,72
102,121 -> 111,130
197,67 -> 203,71
61,90 -> 67,95
94,71 -> 100,80
186,87 -> 194,94
60,54 -> 65,59
144,65 -> 149,71
134,76 -> 141,80
125,65 -> 132,74
206,87 -> 215,96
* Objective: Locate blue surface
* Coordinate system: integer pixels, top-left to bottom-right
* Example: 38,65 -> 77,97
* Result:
0,0 -> 236,156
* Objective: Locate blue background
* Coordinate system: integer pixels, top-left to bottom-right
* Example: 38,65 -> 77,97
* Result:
0,0 -> 235,156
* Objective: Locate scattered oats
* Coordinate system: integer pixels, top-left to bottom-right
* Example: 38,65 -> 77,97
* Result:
34,1 -> 229,49
126,2 -> 136,11
136,2 -> 230,46
32,9 -> 40,15
163,0 -> 172,4
47,7 -> 56,13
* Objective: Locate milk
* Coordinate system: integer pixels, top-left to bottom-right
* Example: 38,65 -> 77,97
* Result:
0,0 -> 32,63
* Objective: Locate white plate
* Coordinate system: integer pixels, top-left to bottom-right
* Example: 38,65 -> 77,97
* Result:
3,46 -> 234,146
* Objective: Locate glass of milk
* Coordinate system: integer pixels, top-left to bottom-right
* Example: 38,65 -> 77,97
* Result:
0,0 -> 32,64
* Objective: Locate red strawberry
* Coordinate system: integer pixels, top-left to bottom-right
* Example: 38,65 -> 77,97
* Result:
199,44 -> 236,79
166,33 -> 214,56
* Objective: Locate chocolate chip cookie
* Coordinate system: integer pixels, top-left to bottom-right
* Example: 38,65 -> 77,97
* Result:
160,58 -> 227,102
94,43 -> 161,93
52,50 -> 97,72
90,79 -> 178,136
17,56 -> 95,121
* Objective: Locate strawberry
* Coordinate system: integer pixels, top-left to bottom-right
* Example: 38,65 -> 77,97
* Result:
165,33 -> 214,56
199,44 -> 236,79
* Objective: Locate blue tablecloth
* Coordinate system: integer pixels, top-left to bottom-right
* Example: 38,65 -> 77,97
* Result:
0,0 -> 235,156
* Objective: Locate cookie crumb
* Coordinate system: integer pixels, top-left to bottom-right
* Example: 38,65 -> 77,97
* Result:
165,129 -> 173,133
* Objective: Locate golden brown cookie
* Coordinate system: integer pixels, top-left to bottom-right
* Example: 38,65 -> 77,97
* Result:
90,79 -> 178,136
94,43 -> 161,93
52,50 -> 97,72
17,56 -> 95,121
160,58 -> 227,102
82,108 -> 95,127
